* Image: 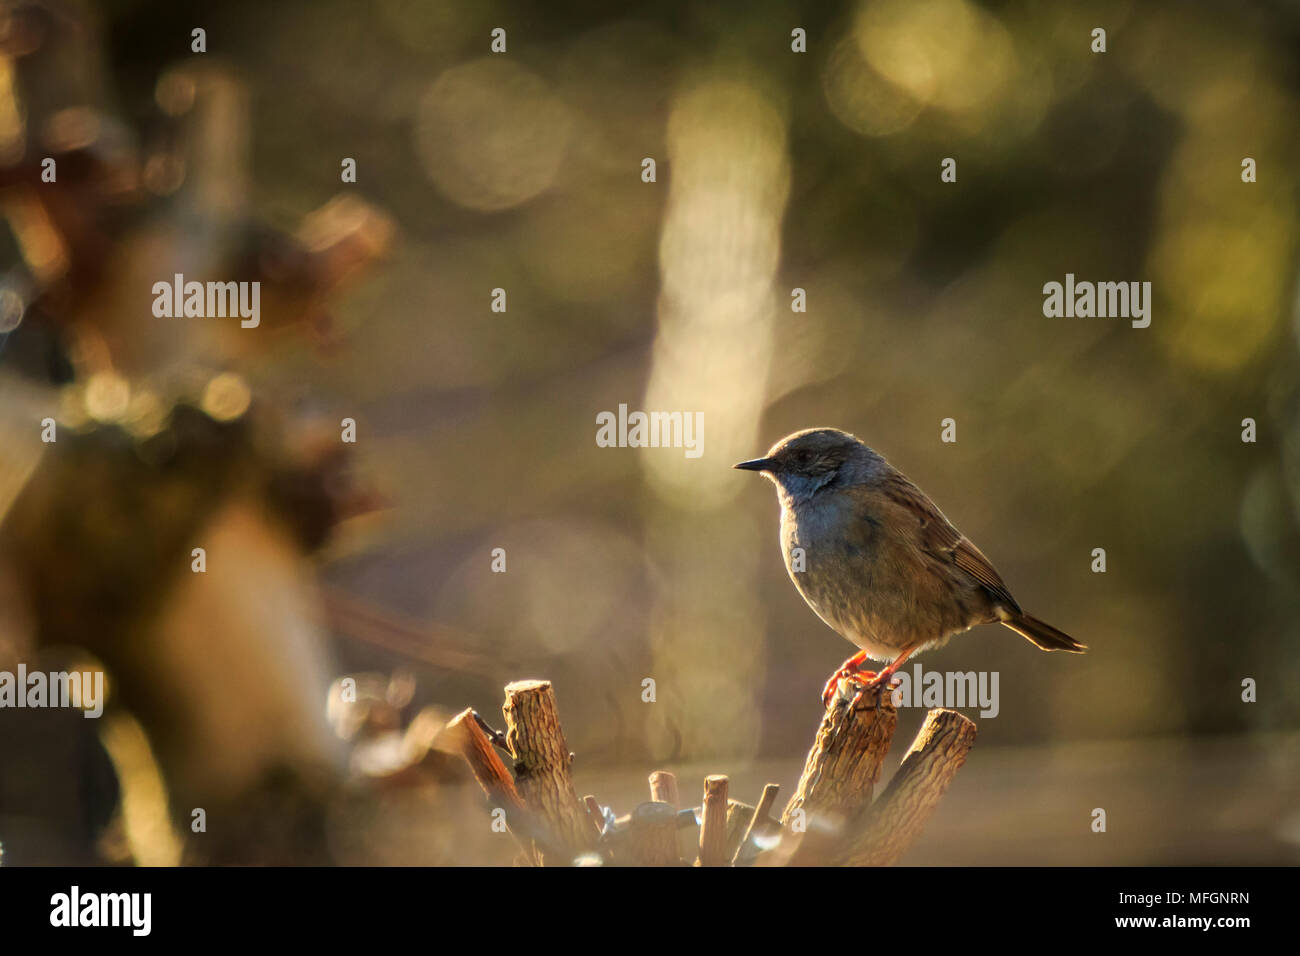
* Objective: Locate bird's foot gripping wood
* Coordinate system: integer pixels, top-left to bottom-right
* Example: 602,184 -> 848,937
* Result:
821,651 -> 880,708
822,647 -> 917,710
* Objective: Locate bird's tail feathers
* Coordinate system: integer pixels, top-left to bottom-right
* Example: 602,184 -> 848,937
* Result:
1002,612 -> 1087,653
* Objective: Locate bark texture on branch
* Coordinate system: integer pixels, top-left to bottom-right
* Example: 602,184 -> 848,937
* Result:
443,707 -> 537,863
697,774 -> 729,866
834,708 -> 976,866
733,783 -> 780,865
723,799 -> 757,861
445,709 -> 524,810
502,679 -> 595,863
648,770 -> 679,807
617,801 -> 682,866
455,677 -> 976,867
782,686 -> 898,831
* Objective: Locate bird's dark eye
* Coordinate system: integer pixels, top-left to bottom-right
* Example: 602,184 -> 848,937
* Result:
796,450 -> 813,464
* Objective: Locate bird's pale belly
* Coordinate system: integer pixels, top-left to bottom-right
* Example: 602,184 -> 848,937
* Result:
793,571 -> 959,661
781,501 -> 978,660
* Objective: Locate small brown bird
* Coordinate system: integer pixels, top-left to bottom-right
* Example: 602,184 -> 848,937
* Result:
736,428 -> 1085,706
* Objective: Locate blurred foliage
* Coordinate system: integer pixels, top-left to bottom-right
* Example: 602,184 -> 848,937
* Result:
94,0 -> 1300,764
32,0 -> 1300,769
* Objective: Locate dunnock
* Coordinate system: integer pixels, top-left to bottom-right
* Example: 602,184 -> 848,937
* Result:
736,428 -> 1085,706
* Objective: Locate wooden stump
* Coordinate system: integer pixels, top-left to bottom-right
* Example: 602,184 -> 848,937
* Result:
697,775 -> 729,866
835,708 -> 977,866
782,685 -> 898,832
648,770 -> 679,807
502,679 -> 596,863
449,677 -> 977,866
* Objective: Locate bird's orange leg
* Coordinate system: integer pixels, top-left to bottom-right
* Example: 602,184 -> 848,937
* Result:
863,646 -> 916,691
821,650 -> 878,708
821,646 -> 918,709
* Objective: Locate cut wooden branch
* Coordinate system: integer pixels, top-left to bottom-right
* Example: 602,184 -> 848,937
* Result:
444,709 -> 524,810
732,783 -> 780,865
616,801 -> 682,866
834,708 -> 977,866
442,708 -> 537,864
502,679 -> 596,863
782,684 -> 898,832
648,770 -> 679,807
723,799 -> 757,861
697,775 -> 730,866
452,677 -> 974,868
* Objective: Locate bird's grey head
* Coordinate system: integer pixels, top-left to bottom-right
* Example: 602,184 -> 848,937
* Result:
734,427 -> 882,503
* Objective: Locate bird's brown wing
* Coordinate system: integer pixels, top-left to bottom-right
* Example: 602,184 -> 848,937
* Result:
880,470 -> 1023,614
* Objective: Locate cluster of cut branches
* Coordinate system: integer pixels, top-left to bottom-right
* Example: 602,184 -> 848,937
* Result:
442,678 -> 976,866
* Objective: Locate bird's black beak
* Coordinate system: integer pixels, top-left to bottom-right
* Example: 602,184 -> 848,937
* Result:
733,457 -> 775,472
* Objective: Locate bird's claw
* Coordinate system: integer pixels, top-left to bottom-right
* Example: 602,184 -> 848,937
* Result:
821,667 -> 904,711
821,666 -> 879,709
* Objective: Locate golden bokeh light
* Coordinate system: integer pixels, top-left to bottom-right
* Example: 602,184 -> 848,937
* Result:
84,371 -> 132,423
414,58 -> 574,211
853,0 -> 1017,117
201,372 -> 253,422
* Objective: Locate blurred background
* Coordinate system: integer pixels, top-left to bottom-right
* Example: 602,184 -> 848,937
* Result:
0,0 -> 1298,865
